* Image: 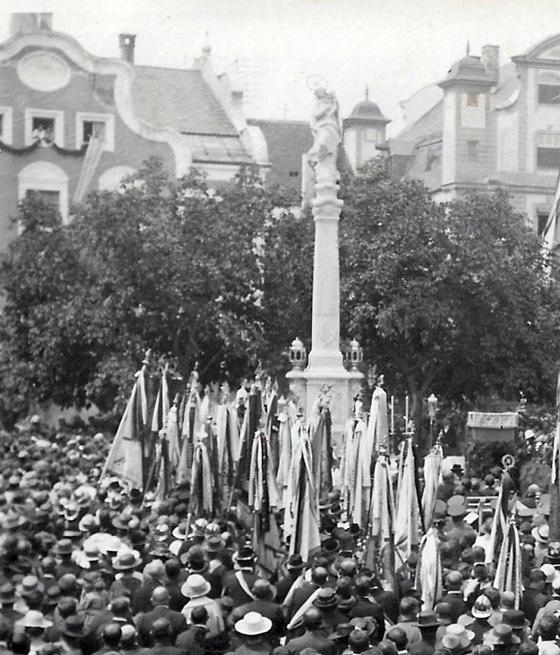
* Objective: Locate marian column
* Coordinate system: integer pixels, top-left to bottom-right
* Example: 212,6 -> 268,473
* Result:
287,87 -> 363,439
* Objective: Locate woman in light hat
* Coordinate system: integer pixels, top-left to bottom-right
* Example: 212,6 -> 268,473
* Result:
440,624 -> 475,654
181,573 -> 224,634
15,610 -> 52,655
532,525 -> 549,567
234,611 -> 273,655
482,623 -> 521,653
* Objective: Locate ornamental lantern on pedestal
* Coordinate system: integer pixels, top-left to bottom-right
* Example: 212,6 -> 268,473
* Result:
348,338 -> 363,371
289,336 -> 307,371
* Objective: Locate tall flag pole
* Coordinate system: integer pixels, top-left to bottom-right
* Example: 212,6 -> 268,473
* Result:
100,349 -> 151,492
249,430 -> 283,578
177,365 -> 200,484
417,526 -> 442,611
365,446 -> 397,592
394,435 -> 421,565
284,414 -> 321,560
550,371 -> 560,540
493,518 -> 522,609
342,397 -> 367,527
421,442 -> 443,530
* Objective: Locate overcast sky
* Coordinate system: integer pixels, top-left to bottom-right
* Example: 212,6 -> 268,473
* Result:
3,0 -> 560,135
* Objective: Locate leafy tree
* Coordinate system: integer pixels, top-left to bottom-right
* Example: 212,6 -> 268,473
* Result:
339,162 -> 560,442
0,159 -> 312,424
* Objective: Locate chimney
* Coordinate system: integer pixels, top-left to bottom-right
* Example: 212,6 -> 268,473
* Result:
119,34 -> 136,64
10,13 -> 53,35
482,45 -> 500,83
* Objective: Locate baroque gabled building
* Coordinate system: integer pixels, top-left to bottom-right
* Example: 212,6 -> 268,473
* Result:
0,13 -> 268,249
390,36 -> 560,238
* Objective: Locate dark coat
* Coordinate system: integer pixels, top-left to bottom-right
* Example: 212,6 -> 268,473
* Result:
522,588 -> 550,625
146,645 -> 185,655
136,606 -> 187,647
286,630 -> 337,655
439,592 -> 467,623
175,625 -> 208,655
349,597 -> 385,642
286,582 -> 319,619
133,580 -> 160,615
275,573 -> 302,604
221,570 -> 259,607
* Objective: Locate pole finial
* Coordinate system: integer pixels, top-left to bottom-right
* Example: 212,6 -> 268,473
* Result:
466,40 -> 471,56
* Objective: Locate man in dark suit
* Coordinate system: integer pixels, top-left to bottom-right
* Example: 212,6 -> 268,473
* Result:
285,609 -> 336,655
221,547 -> 260,607
285,567 -> 328,621
521,569 -> 550,625
164,559 -> 187,612
349,575 -> 385,643
136,587 -> 186,647
439,572 -> 467,622
175,606 -> 208,655
275,555 -> 306,604
146,619 -> 184,655
231,580 -> 285,646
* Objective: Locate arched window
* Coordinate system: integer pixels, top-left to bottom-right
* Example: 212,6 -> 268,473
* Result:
18,161 -> 69,225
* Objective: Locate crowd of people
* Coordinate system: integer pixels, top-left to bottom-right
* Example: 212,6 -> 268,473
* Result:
0,417 -> 559,655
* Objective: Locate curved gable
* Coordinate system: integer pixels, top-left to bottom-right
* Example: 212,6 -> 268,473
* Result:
0,30 -> 192,176
516,34 -> 560,62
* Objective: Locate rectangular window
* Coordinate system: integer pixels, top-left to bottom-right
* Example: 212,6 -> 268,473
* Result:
537,147 -> 560,168
539,84 -> 560,104
467,93 -> 479,107
365,128 -> 378,143
467,140 -> 479,162
31,117 -> 55,144
82,120 -> 106,144
25,109 -> 64,146
76,113 -> 115,151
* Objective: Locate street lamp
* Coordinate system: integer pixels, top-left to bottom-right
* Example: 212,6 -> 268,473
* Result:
428,393 -> 438,450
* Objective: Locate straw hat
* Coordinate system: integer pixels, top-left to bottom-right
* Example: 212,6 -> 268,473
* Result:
443,624 -> 475,649
181,574 -> 211,599
234,611 -> 272,636
0,583 -> 15,604
16,611 -> 52,629
483,623 -> 521,646
112,550 -> 142,571
172,522 -> 188,541
313,587 -> 339,609
16,576 -> 44,597
532,525 -> 549,544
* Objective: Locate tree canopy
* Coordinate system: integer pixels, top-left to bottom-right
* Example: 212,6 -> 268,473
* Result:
0,159 -> 312,423
1,157 -> 559,429
340,162 -> 560,419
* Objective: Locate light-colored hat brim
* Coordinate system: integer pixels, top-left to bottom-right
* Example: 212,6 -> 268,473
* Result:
235,616 -> 273,635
